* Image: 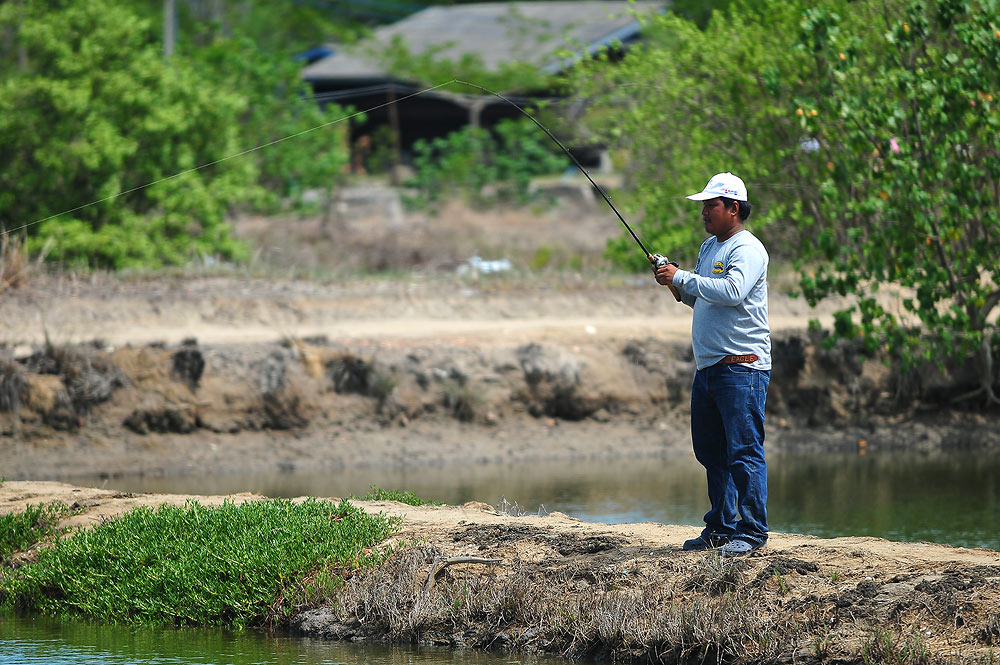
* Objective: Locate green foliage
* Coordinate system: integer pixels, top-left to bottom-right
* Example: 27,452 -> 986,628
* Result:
189,35 -> 352,215
360,486 -> 442,506
0,0 -> 353,270
0,502 -> 72,561
162,0 -> 369,54
531,245 -> 554,270
0,498 -> 398,627
570,1 -> 815,270
574,0 -> 1000,389
793,0 -> 1000,376
0,0 -> 255,269
861,628 -> 930,665
406,117 -> 569,209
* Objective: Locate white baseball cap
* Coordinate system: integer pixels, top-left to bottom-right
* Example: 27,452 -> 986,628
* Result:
685,172 -> 748,202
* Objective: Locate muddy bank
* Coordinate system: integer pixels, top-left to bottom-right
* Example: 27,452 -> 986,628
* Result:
3,481 -> 1000,664
1,319 -> 997,480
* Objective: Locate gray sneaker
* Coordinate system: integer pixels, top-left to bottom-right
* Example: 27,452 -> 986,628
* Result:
682,534 -> 731,551
719,538 -> 763,557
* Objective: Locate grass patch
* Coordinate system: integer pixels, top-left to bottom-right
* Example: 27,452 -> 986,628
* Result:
359,486 -> 441,506
0,498 -> 397,628
0,502 -> 73,561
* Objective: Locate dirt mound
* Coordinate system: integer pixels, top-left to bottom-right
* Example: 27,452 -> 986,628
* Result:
2,319 -> 998,480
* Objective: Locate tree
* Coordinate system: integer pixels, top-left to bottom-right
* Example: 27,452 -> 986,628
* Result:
189,35 -> 351,217
0,0 -> 352,269
572,0 -> 999,400
796,0 -> 1000,402
567,0 -> 817,270
0,0 -> 254,269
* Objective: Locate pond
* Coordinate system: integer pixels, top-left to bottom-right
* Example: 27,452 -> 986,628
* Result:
0,613 -> 568,665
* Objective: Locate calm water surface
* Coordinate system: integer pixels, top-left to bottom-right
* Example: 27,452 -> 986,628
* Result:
0,614 -> 569,665
74,451 -> 1000,551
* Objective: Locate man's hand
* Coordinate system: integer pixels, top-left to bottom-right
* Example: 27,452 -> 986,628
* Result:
652,258 -> 683,302
654,261 -> 679,285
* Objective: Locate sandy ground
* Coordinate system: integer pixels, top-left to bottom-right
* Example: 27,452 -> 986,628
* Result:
4,480 -> 1000,662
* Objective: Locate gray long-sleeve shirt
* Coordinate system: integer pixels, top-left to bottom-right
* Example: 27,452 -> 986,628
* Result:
672,229 -> 771,371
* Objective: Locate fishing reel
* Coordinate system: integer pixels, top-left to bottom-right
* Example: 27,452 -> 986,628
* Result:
650,254 -> 679,270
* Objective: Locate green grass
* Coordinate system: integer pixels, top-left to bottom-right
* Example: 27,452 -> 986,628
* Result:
0,498 -> 398,627
359,485 -> 442,506
0,502 -> 73,561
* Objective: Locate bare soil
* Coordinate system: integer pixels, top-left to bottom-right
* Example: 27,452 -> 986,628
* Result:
4,480 -> 1000,663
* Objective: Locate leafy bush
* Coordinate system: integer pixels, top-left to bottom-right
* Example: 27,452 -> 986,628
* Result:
0,0 -> 350,270
574,0 -> 1000,397
0,0 -> 255,269
1,498 -> 398,627
405,117 -> 568,209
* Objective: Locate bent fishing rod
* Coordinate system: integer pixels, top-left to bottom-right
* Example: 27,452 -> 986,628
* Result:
453,80 -> 675,270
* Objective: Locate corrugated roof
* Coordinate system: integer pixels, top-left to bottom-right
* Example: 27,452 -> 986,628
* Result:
302,1 -> 663,82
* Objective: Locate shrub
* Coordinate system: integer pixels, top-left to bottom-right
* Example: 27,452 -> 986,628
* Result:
0,498 -> 398,627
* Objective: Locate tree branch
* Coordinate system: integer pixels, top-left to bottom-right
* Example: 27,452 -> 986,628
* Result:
423,556 -> 503,592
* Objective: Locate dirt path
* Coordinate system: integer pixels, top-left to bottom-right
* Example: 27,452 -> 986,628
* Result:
4,481 -> 1000,663
0,273 -> 847,348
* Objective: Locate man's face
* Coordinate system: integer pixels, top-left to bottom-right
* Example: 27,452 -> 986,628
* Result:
701,198 -> 739,238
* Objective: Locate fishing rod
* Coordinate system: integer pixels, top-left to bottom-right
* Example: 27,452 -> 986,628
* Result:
452,80 -> 675,270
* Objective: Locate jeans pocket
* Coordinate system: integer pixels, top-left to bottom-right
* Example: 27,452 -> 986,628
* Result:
724,364 -> 753,375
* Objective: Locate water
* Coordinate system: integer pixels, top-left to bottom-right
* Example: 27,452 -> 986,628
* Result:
73,451 -> 1000,551
0,614 -> 567,665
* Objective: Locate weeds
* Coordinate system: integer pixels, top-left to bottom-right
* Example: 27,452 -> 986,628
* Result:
861,628 -> 931,665
0,233 -> 27,292
324,546 -> 783,663
682,551 -> 749,596
441,378 -> 484,422
359,486 -> 441,506
0,498 -> 398,627
0,502 -> 73,561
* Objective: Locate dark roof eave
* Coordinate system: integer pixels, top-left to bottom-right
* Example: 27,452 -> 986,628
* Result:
540,18 -> 647,74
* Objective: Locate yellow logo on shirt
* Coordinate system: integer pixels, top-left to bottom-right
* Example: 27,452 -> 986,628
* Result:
712,261 -> 724,274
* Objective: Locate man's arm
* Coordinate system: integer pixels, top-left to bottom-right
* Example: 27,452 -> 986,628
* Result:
671,246 -> 765,306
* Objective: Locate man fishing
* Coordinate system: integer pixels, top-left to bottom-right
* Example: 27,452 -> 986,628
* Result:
654,172 -> 771,557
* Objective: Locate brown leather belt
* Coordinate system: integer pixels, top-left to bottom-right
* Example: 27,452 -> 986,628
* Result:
717,354 -> 759,365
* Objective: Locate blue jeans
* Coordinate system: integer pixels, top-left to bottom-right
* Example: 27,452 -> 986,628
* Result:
690,363 -> 770,546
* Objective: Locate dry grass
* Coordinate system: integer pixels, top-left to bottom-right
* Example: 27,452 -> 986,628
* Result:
0,357 -> 27,413
0,234 -> 27,293
304,547 -> 794,664
292,543 -> 1000,665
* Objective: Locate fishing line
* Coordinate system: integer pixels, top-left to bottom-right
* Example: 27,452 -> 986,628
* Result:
1,79 -> 458,239
5,77 -> 688,264
452,79 -> 655,260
